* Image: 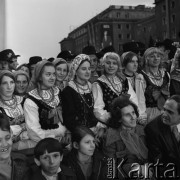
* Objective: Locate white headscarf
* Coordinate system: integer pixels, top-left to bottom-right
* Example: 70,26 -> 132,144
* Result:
67,54 -> 90,81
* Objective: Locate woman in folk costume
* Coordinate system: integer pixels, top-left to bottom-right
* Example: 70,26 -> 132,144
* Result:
14,70 -> 30,97
169,47 -> 180,95
140,47 -> 170,123
53,58 -> 69,91
24,60 -> 66,148
62,54 -> 102,133
121,51 -> 147,125
0,70 -> 30,150
92,52 -> 129,124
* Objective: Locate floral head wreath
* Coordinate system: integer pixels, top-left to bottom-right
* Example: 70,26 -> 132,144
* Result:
67,54 -> 90,81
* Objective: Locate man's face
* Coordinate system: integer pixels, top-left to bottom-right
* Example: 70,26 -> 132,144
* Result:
158,46 -> 169,62
89,55 -> 98,73
35,151 -> 63,176
0,61 -> 9,70
9,58 -> 19,70
30,64 -> 36,76
162,99 -> 180,126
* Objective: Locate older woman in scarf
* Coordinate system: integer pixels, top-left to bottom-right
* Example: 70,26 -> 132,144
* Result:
0,70 -> 30,150
140,47 -> 170,123
92,52 -> 129,125
103,95 -> 153,179
53,58 -> 69,91
24,60 -> 66,148
62,54 -> 99,133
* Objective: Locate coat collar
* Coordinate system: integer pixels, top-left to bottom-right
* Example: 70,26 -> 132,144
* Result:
105,125 -> 145,146
158,118 -> 180,160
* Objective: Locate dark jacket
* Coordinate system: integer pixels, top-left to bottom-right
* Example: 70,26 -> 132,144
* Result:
62,150 -> 108,180
61,86 -> 97,132
24,164 -> 76,180
145,115 -> 180,179
0,152 -> 29,180
103,125 -> 147,179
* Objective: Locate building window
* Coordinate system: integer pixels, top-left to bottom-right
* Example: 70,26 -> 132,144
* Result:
118,24 -> 122,29
125,13 -> 129,19
119,34 -> 122,39
172,28 -> 176,39
163,31 -> 167,39
127,33 -> 131,39
162,17 -> 166,25
172,14 -> 175,23
126,24 -> 130,29
162,4 -> 166,12
117,12 -> 121,18
171,1 -> 175,8
119,44 -> 123,52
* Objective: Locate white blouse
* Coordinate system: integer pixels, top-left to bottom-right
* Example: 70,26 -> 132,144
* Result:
24,86 -> 66,143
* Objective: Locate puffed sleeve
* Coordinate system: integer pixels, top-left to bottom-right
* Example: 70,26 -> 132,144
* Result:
135,74 -> 147,120
24,98 -> 66,142
92,82 -> 110,123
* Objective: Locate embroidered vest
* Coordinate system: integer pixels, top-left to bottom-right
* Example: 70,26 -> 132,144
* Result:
141,71 -> 169,108
27,95 -> 60,130
0,97 -> 25,125
97,78 -> 128,111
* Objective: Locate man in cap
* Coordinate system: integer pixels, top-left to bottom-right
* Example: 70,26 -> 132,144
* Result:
82,45 -> 99,83
0,49 -> 20,71
57,50 -> 75,67
28,56 -> 42,78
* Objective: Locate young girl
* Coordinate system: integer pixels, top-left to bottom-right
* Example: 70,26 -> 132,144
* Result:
62,126 -> 108,180
24,60 -> 66,148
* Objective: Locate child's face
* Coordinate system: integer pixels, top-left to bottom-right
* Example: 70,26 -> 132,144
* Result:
0,129 -> 12,161
78,134 -> 95,157
36,151 -> 63,176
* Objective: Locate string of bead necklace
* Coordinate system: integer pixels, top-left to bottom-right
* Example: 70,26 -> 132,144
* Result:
74,80 -> 94,109
0,95 -> 17,109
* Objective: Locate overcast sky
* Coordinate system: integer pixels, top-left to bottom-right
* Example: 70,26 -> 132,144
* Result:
6,0 -> 154,64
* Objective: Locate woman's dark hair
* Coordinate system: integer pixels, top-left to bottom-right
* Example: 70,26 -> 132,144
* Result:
34,138 -> 63,160
0,113 -> 11,132
0,72 -> 15,84
108,95 -> 139,129
17,63 -> 29,71
71,126 -> 95,146
122,52 -> 138,68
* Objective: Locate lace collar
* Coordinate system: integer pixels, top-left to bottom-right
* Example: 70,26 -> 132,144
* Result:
29,86 -> 60,108
98,75 -> 122,85
0,95 -> 23,110
98,75 -> 122,95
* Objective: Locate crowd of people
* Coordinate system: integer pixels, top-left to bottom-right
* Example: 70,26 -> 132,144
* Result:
0,39 -> 180,179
